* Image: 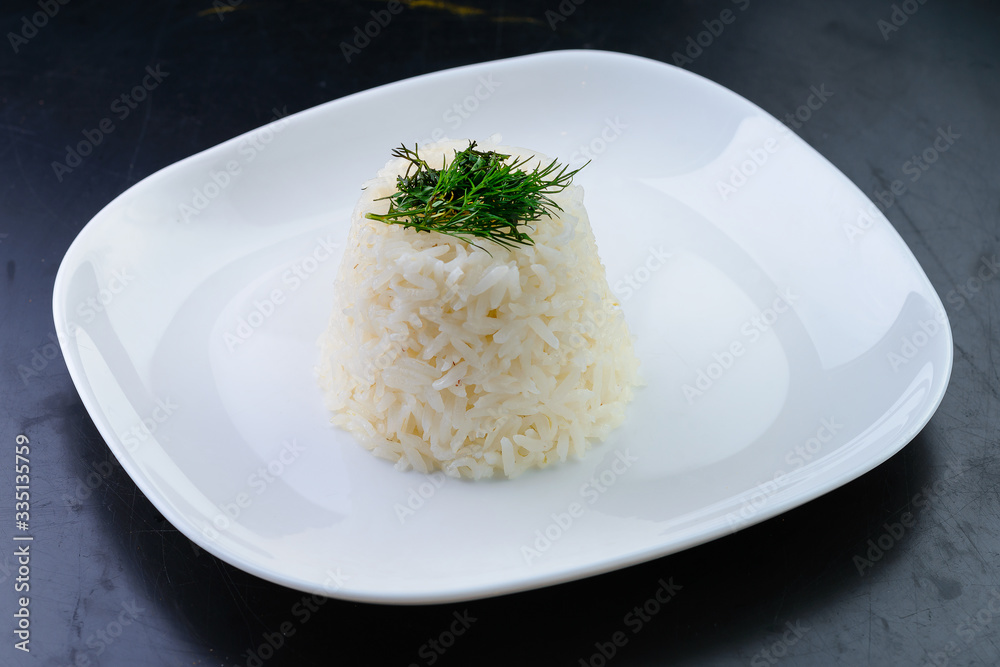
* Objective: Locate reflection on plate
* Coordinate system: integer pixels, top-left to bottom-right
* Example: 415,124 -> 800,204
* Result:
53,50 -> 952,604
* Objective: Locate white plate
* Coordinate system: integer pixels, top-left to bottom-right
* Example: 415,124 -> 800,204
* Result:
53,50 -> 953,604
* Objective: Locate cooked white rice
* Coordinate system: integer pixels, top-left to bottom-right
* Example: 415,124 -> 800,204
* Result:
317,138 -> 640,479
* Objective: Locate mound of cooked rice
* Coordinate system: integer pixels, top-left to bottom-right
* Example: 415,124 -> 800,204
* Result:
317,139 -> 640,479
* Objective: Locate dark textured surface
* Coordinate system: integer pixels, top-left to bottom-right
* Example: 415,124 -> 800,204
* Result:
2,1 -> 999,665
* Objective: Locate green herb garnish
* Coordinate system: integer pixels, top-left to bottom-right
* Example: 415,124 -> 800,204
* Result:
366,141 -> 586,251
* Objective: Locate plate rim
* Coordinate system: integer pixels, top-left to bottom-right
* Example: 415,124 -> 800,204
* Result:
52,47 -> 955,604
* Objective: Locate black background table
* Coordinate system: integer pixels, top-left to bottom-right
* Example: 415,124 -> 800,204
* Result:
2,1 -> 999,665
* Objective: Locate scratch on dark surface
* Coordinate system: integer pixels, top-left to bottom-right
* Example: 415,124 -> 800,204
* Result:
954,518 -> 991,567
213,558 -> 263,634
892,198 -> 958,293
984,634 -> 1000,660
126,102 -> 153,185
15,140 -> 59,220
948,173 -> 989,233
893,196 -> 1000,388
772,586 -> 788,622
983,294 -> 999,389
953,342 -> 1000,402
926,574 -> 963,600
106,478 -> 136,508
944,495 -> 979,522
160,537 -> 173,586
868,162 -> 955,292
20,411 -> 61,430
867,594 -> 872,664
7,259 -> 14,281
70,555 -> 85,639
0,123 -> 35,136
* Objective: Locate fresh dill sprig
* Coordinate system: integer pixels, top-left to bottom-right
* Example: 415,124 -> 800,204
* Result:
365,141 -> 587,251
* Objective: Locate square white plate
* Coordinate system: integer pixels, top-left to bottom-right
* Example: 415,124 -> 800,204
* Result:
53,50 -> 953,604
